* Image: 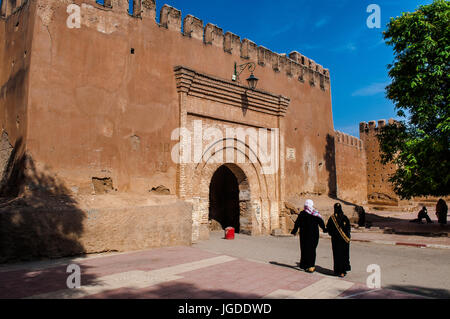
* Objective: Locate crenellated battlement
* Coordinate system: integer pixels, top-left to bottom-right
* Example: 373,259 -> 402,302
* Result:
2,0 -> 330,87
335,131 -> 364,150
156,2 -> 331,90
359,118 -> 396,133
183,14 -> 203,41
86,0 -> 331,87
9,0 -> 328,91
160,4 -> 181,31
0,0 -> 29,18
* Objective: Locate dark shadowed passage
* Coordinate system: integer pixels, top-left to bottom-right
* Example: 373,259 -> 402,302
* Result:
209,165 -> 240,233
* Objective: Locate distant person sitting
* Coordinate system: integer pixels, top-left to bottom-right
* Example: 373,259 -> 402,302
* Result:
436,199 -> 448,226
410,206 -> 433,224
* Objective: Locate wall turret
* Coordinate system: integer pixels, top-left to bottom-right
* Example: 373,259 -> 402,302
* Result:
360,118 -> 396,134
359,119 -> 399,205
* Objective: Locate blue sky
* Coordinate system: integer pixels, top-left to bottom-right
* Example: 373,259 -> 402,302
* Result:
156,0 -> 433,137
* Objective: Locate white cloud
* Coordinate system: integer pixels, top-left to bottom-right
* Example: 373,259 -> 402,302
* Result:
368,39 -> 387,50
314,17 -> 329,28
269,22 -> 295,38
332,42 -> 357,52
301,43 -> 322,50
351,81 -> 389,97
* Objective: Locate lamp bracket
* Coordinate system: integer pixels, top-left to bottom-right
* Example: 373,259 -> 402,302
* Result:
233,62 -> 256,82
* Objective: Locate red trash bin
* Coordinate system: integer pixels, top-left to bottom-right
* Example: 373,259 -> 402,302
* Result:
225,227 -> 235,240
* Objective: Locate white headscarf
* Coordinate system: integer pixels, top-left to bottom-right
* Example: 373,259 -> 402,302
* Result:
305,199 -> 314,210
304,199 -> 322,219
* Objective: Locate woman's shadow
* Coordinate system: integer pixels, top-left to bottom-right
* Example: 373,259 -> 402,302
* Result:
269,261 -> 336,276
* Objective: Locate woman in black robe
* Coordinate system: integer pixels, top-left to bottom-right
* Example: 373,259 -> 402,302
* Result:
327,203 -> 351,277
291,199 -> 327,273
436,199 -> 448,225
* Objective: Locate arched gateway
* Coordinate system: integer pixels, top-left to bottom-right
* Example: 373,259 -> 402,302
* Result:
174,66 -> 290,242
209,164 -> 252,234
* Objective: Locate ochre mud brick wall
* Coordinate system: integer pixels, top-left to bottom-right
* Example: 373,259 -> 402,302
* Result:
0,0 -> 35,196
335,131 -> 367,205
0,0 -> 348,255
7,0 -> 333,198
360,120 -> 398,205
0,197 -> 192,262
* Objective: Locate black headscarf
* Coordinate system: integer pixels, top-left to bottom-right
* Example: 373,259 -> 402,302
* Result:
334,203 -> 344,219
332,203 -> 350,238
437,199 -> 448,214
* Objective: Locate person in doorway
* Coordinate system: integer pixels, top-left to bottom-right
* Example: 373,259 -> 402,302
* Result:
291,199 -> 327,273
410,206 -> 433,224
436,199 -> 448,226
326,203 -> 351,278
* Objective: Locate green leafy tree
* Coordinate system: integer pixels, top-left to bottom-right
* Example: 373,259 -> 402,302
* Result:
378,0 -> 449,199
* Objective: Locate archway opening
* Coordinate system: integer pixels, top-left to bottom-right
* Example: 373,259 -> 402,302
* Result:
209,165 -> 241,233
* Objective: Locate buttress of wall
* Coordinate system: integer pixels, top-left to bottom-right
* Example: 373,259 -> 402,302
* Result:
25,0 -> 334,197
0,0 -> 35,195
283,51 -> 335,198
360,119 -> 398,205
334,131 -> 367,205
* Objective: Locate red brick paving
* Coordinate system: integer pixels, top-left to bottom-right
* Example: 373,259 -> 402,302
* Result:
0,246 -> 217,299
0,246 -> 425,299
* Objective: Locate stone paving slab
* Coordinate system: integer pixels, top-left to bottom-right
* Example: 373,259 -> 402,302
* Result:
0,246 -> 424,299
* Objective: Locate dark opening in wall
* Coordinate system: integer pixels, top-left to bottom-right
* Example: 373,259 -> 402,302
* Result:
209,165 -> 240,232
131,48 -> 135,54
92,177 -> 114,194
150,185 -> 170,195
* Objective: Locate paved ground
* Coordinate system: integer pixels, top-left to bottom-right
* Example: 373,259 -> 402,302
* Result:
364,208 -> 450,235
196,231 -> 450,299
1,230 -> 448,299
347,209 -> 450,249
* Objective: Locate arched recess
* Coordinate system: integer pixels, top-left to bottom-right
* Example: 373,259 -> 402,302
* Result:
208,164 -> 248,234
187,141 -> 277,241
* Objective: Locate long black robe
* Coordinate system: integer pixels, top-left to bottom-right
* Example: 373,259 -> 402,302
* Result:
326,214 -> 351,275
436,200 -> 448,225
291,211 -> 326,270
